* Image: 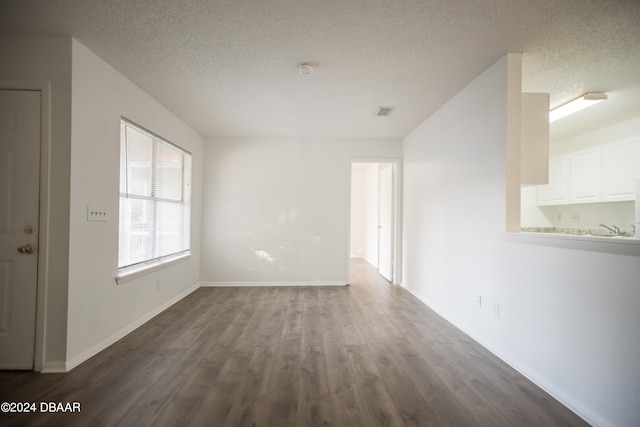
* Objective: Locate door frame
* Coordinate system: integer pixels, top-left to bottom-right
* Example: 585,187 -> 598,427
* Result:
377,162 -> 394,282
2,80 -> 52,372
347,157 -> 402,285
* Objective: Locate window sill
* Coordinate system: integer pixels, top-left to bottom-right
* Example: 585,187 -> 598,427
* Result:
115,253 -> 191,284
504,232 -> 640,257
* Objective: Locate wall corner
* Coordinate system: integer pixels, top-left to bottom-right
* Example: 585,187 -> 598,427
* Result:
506,52 -> 523,232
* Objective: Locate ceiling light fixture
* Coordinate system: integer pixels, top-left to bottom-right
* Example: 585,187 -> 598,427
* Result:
549,92 -> 607,123
299,63 -> 314,75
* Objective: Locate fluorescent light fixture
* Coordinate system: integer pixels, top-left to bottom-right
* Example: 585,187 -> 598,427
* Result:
549,92 -> 607,122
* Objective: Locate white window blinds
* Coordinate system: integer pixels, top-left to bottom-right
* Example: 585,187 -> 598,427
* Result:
119,119 -> 191,269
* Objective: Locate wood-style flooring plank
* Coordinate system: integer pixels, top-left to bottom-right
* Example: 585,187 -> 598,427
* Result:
261,337 -> 302,426
403,336 -> 511,427
296,345 -> 334,426
186,346 -> 254,427
366,340 -> 441,427
113,342 -> 209,427
281,301 -> 303,340
223,345 -> 276,427
324,339 -> 368,427
330,299 -> 367,345
143,346 -> 231,427
346,343 -> 404,427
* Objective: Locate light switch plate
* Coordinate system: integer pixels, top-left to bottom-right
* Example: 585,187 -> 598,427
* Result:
87,206 -> 109,222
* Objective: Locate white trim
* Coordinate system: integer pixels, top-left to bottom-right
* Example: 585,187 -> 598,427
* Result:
64,282 -> 200,371
0,81 -> 51,373
41,361 -> 67,374
393,160 -> 403,285
115,253 -> 191,284
200,281 -> 347,287
401,282 -> 596,427
345,158 -> 353,282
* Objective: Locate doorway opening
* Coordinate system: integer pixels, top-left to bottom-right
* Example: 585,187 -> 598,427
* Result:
349,160 -> 401,284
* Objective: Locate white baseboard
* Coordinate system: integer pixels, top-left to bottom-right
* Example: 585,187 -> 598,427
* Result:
364,256 -> 378,267
63,283 -> 200,372
41,361 -> 67,373
200,281 -> 347,287
400,283 -> 599,427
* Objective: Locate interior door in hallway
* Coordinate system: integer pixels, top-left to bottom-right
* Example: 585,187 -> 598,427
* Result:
0,89 -> 41,369
378,163 -> 393,282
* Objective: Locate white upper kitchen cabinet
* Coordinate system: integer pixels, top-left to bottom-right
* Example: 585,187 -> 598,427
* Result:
537,155 -> 569,205
570,147 -> 602,203
602,139 -> 639,201
537,139 -> 639,206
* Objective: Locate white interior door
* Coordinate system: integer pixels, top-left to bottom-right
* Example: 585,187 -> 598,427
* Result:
378,164 -> 393,282
0,89 -> 41,369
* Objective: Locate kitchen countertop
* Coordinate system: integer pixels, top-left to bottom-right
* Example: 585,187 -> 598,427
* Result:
520,227 -> 637,239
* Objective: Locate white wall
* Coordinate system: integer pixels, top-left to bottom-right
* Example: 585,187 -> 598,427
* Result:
403,55 -> 640,427
530,201 -> 635,230
551,116 -> 640,154
201,137 -> 401,285
522,189 -> 636,231
0,35 -> 72,369
362,164 -> 381,265
350,168 -> 365,257
521,185 -> 554,227
350,164 -> 381,263
66,40 -> 204,368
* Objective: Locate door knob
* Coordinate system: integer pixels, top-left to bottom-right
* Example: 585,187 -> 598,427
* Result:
17,244 -> 33,254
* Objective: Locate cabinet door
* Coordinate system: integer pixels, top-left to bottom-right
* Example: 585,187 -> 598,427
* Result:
602,139 -> 637,201
570,147 -> 601,203
537,156 -> 568,205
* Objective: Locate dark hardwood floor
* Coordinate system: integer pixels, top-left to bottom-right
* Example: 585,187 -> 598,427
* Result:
0,259 -> 588,426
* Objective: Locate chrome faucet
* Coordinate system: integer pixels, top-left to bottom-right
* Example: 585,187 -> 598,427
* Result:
599,224 -> 622,236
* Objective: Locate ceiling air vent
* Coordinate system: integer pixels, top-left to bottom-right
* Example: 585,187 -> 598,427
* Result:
376,106 -> 395,117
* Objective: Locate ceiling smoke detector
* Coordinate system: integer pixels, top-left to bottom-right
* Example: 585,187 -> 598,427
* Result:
299,63 -> 314,75
376,106 -> 395,117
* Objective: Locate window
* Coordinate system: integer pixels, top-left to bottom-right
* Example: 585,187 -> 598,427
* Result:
118,118 -> 192,270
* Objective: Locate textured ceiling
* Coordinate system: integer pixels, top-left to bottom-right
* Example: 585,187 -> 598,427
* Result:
1,0 -> 639,140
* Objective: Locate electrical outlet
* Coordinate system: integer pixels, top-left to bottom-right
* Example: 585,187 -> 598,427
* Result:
571,212 -> 580,222
493,303 -> 500,319
156,279 -> 161,290
555,213 -> 563,222
475,295 -> 482,309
